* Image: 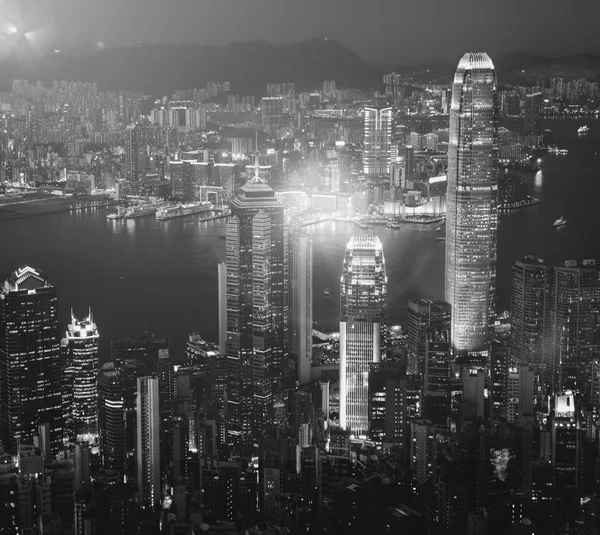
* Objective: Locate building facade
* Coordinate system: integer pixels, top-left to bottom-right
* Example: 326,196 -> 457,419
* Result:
510,256 -> 551,369
445,53 -> 499,355
0,266 -> 63,455
339,235 -> 387,436
288,229 -> 313,385
224,175 -> 286,441
63,311 -> 100,442
363,107 -> 392,175
136,376 -> 160,508
551,259 -> 600,395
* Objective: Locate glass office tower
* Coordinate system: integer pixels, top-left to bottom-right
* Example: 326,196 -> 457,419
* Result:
0,266 -> 63,454
339,235 -> 387,436
225,174 -> 286,441
445,53 -> 499,355
363,106 -> 392,175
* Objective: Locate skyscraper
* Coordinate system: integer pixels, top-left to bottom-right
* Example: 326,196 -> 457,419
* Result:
289,229 -> 313,385
339,235 -> 387,436
64,311 -> 100,442
136,376 -> 160,509
510,256 -> 551,368
551,259 -> 600,395
261,96 -> 284,134
0,266 -> 63,455
368,362 -> 406,457
363,106 -> 392,175
445,53 -> 499,355
225,172 -> 286,440
524,92 -> 543,136
98,363 -> 125,475
407,299 -> 451,374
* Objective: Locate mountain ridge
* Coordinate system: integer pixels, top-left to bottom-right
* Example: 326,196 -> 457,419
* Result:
1,42 -> 600,95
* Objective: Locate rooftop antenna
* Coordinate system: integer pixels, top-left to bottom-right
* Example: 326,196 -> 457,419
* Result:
249,131 -> 265,184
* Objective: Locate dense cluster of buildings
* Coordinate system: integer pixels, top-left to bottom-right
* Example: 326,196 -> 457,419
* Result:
2,50 -> 600,535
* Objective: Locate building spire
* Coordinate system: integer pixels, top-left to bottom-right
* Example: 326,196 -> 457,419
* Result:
248,151 -> 266,184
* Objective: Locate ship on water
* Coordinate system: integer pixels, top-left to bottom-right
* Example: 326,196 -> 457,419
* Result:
553,216 -> 567,227
106,207 -> 126,220
156,202 -> 213,221
578,125 -> 590,135
123,204 -> 158,219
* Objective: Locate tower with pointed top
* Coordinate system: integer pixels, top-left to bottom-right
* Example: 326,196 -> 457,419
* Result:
223,172 -> 286,443
445,52 -> 499,356
63,310 -> 100,443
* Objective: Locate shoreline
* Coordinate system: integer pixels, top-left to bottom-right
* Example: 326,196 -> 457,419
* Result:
0,195 -> 118,222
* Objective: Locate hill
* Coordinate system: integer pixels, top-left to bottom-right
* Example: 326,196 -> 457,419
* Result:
0,38 -> 384,96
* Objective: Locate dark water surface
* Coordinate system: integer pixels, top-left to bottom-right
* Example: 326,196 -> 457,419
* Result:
1,120 -> 598,359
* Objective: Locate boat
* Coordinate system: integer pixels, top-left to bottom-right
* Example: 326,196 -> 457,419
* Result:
156,202 -> 214,221
106,207 -> 126,220
123,204 -> 158,219
578,125 -> 590,134
436,236 -> 446,242
386,222 -> 401,229
324,288 -> 330,296
553,217 -> 567,227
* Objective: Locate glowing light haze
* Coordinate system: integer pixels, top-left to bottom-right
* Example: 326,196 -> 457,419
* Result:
0,0 -> 599,62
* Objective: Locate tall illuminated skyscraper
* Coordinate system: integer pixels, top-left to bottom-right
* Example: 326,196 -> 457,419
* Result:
136,376 -> 160,509
289,229 -> 313,385
0,266 -> 63,455
363,106 -> 392,175
339,235 -> 387,436
445,53 -> 498,355
225,171 -> 286,440
64,311 -> 100,442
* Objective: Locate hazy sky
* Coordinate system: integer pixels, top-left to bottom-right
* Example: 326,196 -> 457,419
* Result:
4,0 -> 600,64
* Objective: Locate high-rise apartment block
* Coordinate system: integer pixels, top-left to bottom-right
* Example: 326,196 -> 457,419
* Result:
339,235 -> 387,436
445,53 -> 498,355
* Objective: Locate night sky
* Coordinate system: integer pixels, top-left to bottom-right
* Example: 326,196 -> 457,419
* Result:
3,0 -> 600,64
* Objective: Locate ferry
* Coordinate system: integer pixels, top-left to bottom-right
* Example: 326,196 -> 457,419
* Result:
386,222 -> 401,229
324,288 -> 330,296
156,202 -> 213,221
124,204 -> 158,219
578,125 -> 590,135
553,216 -> 567,227
106,207 -> 126,220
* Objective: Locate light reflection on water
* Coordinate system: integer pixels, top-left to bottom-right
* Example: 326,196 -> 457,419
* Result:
0,120 -> 597,359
